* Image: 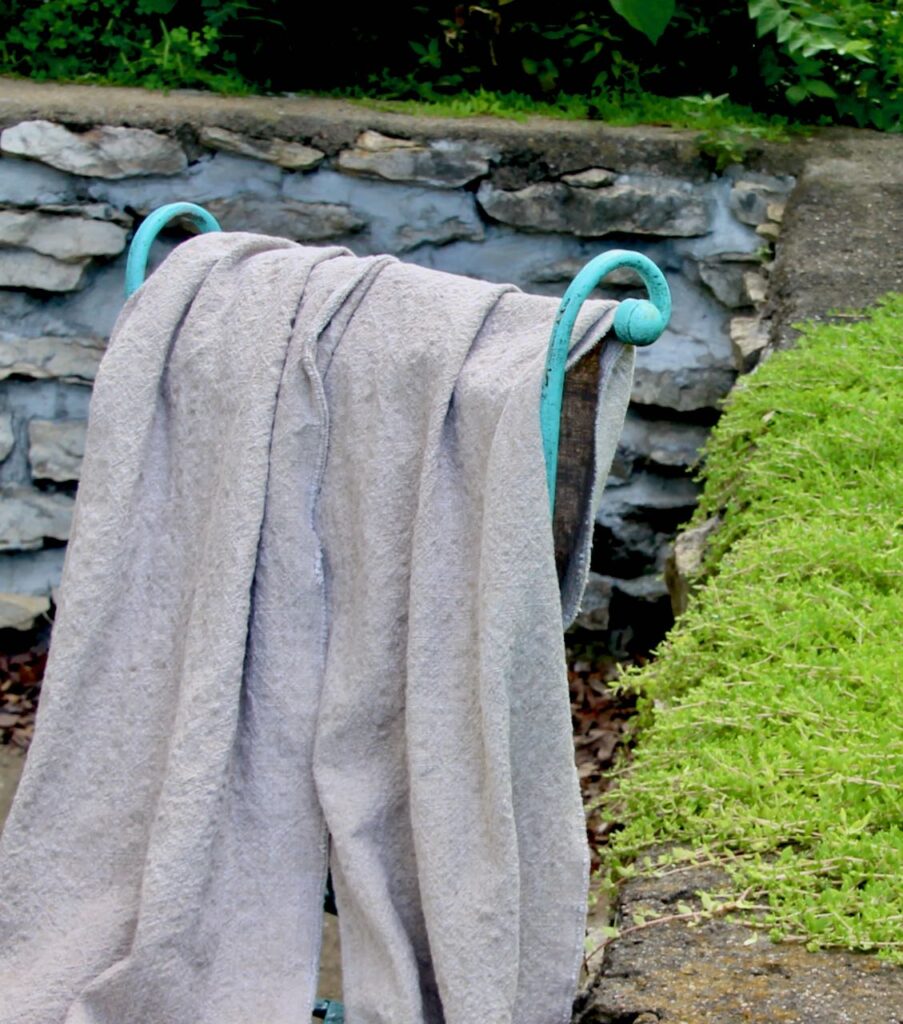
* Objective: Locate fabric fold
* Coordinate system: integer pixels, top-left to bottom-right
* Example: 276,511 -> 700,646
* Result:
0,234 -> 355,1024
0,234 -> 635,1024
310,265 -> 632,1024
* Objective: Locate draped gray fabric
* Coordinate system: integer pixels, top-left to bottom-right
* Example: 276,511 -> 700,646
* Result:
0,233 -> 634,1024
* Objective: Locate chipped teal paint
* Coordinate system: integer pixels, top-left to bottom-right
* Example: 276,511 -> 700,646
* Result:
541,249 -> 671,515
125,207 -> 669,518
313,999 -> 344,1021
124,202 -> 221,297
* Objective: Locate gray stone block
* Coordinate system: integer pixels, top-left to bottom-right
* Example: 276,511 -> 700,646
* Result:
0,335 -> 106,383
729,175 -> 795,227
1,120 -> 187,179
0,485 -> 73,552
0,251 -> 89,292
664,514 -> 721,616
205,196 -> 365,242
38,202 -> 132,225
87,152 -> 282,216
618,413 -> 710,470
338,130 -> 493,188
697,254 -> 761,308
612,573 -> 670,603
477,180 -> 711,238
561,168 -> 617,188
0,414 -> 13,463
0,591 -> 50,631
730,315 -> 769,371
744,269 -> 767,303
0,156 -> 78,207
284,169 -> 485,253
28,418 -> 85,482
632,362 -> 736,412
198,126 -> 325,171
0,208 -> 127,262
601,472 -> 701,518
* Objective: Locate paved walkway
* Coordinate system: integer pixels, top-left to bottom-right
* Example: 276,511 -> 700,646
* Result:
768,133 -> 903,341
577,857 -> 903,1024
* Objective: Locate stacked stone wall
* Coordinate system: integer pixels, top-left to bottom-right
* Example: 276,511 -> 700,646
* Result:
0,86 -> 794,645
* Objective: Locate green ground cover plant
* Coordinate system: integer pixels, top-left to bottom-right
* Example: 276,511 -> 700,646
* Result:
345,88 -> 798,170
598,297 -> 903,961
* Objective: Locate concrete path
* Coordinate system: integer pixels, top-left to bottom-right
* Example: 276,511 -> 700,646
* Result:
576,858 -> 903,1024
768,134 -> 903,341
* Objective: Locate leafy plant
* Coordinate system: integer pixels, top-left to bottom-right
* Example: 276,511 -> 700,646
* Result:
609,0 -> 676,44
0,0 -> 899,130
749,0 -> 902,129
679,92 -> 793,170
342,85 -> 799,139
0,0 -> 253,92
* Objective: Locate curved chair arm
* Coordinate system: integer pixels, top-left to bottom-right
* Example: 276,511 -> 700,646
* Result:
124,205 -> 670,516
541,250 -> 671,513
124,202 -> 222,298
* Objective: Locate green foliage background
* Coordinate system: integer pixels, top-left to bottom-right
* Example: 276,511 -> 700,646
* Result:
600,297 -> 903,960
0,1 -> 899,130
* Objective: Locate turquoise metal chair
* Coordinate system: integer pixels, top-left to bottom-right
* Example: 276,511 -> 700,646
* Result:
125,201 -> 671,1024
125,201 -> 670,515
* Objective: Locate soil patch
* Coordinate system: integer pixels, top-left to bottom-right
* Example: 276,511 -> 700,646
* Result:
576,859 -> 903,1024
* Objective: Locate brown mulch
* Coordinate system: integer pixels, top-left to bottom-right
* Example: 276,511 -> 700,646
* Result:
568,646 -> 643,870
0,632 -> 48,750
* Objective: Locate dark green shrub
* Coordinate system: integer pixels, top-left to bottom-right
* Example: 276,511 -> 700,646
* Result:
749,0 -> 903,130
0,0 -> 253,91
0,1 -> 899,130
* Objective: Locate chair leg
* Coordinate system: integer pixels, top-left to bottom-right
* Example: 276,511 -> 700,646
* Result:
313,998 -> 345,1022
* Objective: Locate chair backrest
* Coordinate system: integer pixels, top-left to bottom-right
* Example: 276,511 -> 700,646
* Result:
122,200 -> 670,1024
124,202 -> 671,518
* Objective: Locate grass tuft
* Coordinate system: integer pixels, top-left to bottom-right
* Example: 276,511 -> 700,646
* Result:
332,86 -> 798,127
